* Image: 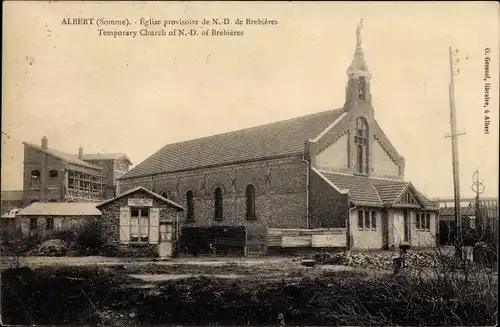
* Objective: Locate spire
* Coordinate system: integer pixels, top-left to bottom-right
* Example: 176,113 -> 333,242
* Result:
347,19 -> 371,78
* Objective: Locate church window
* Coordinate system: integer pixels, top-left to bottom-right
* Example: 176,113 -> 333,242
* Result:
354,117 -> 369,174
214,187 -> 223,220
186,190 -> 194,221
246,185 -> 256,219
358,77 -> 366,101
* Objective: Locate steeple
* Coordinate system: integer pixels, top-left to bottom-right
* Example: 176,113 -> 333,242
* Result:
344,19 -> 372,111
347,19 -> 371,78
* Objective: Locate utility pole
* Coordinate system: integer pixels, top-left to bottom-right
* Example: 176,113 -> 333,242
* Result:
445,46 -> 466,251
471,169 -> 485,238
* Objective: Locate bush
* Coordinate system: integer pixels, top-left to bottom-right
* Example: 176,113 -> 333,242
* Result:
1,228 -> 42,256
44,229 -> 77,244
74,219 -> 104,255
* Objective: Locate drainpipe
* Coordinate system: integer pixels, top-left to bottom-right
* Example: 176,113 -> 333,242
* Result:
176,211 -> 181,258
347,193 -> 356,250
301,156 -> 310,229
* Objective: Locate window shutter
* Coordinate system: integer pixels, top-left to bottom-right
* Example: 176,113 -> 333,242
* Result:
149,208 -> 160,244
54,218 -> 63,231
119,207 -> 131,243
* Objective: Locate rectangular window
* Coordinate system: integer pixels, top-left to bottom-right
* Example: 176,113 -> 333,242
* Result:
30,218 -> 37,230
371,211 -> 377,230
358,210 -> 377,230
425,213 -> 430,230
130,207 -> 150,243
364,210 -> 370,230
46,217 -> 54,230
416,213 -> 421,229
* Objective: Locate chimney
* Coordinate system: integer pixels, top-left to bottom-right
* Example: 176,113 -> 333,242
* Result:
41,136 -> 48,149
78,146 -> 83,159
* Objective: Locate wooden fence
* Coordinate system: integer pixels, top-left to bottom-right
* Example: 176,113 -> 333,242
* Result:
268,228 -> 347,249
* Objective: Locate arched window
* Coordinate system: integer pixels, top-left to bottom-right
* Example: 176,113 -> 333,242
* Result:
49,170 -> 58,179
31,170 -> 41,180
358,77 -> 366,101
186,190 -> 194,221
246,185 -> 256,218
214,187 -> 223,220
354,117 -> 369,174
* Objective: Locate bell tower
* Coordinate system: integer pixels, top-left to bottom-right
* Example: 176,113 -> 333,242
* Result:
344,19 -> 373,114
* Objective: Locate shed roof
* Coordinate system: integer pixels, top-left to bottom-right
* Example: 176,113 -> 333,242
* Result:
120,109 -> 346,179
17,202 -> 102,216
96,187 -> 185,212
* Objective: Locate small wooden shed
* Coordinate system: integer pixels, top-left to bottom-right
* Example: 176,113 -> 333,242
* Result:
96,187 -> 185,258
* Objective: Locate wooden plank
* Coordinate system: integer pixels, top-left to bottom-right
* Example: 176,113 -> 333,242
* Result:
282,236 -> 311,247
311,234 -> 346,247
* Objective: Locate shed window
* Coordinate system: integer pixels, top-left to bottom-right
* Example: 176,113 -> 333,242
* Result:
30,218 -> 37,230
358,209 -> 377,230
130,207 -> 150,243
416,212 -> 431,231
46,217 -> 54,230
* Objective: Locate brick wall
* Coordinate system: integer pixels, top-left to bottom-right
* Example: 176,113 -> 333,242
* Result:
16,215 -> 100,236
23,145 -> 66,204
98,188 -> 180,256
118,156 -> 309,245
309,169 -> 349,228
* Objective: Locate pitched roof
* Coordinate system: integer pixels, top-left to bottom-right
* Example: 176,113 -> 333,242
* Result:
1,190 -> 24,201
440,206 -> 476,216
96,186 -> 185,212
23,142 -> 101,169
121,109 -> 346,179
17,202 -> 102,216
81,153 -> 133,165
317,170 -> 437,209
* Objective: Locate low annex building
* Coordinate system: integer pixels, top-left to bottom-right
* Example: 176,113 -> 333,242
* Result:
96,187 -> 185,258
16,202 -> 102,236
117,21 -> 439,253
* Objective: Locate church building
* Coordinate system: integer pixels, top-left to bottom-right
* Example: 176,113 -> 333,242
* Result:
118,21 -> 439,254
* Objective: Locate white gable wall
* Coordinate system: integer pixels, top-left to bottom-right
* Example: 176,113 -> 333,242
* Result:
314,134 -> 349,171
371,140 -> 400,178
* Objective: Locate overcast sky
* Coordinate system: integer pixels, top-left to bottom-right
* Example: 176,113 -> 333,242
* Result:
2,1 -> 499,199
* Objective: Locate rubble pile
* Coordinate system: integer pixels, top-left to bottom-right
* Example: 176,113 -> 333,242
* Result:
306,251 -> 451,270
29,239 -> 69,256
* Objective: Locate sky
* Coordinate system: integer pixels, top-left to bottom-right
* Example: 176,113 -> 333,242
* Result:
2,1 -> 499,199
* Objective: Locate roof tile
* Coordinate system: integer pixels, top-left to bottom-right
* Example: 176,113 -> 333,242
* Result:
121,109 -> 345,179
